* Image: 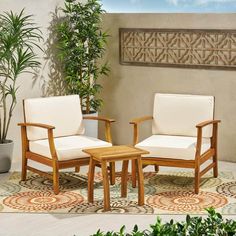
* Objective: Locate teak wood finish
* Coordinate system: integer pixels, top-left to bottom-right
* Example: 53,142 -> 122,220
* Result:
18,101 -> 115,195
129,117 -> 220,194
84,145 -> 149,211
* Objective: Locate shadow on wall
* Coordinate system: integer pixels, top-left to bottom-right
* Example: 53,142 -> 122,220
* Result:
40,8 -> 67,97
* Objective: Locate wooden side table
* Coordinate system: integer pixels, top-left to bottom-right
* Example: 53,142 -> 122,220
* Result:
83,145 -> 149,211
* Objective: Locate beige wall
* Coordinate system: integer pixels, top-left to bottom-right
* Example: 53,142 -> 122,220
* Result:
0,0 -> 65,164
100,13 -> 236,162
1,0 -> 92,166
1,1 -> 236,165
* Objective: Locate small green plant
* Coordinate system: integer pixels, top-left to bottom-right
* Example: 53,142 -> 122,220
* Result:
88,208 -> 236,236
56,0 -> 109,114
0,9 -> 43,143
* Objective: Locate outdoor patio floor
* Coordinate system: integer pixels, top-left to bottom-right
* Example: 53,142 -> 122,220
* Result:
0,160 -> 235,236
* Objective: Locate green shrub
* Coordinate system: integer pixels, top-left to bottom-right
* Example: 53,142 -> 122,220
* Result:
89,208 -> 236,236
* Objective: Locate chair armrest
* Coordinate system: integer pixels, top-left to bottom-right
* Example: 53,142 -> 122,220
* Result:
129,116 -> 153,124
129,116 -> 153,145
18,123 -> 57,160
18,123 -> 55,130
196,120 -> 221,128
83,116 -> 115,123
195,120 -> 221,159
83,116 -> 115,143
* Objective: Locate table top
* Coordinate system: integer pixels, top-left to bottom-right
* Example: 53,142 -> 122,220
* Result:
83,145 -> 149,161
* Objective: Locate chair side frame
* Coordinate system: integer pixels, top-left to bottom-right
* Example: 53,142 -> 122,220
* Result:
18,100 -> 115,194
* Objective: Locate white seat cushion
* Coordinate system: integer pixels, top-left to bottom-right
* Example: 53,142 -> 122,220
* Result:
136,135 -> 211,160
24,95 -> 84,141
29,135 -> 112,161
152,93 -> 214,138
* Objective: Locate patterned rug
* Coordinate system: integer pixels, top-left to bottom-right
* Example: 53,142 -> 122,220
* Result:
0,171 -> 236,214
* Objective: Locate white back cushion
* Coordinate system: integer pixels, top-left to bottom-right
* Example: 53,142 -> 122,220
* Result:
152,93 -> 214,137
24,95 -> 85,141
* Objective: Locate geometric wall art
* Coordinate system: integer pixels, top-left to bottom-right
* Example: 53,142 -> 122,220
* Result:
119,28 -> 236,70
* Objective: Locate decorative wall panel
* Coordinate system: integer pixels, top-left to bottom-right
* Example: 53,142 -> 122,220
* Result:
119,28 -> 236,70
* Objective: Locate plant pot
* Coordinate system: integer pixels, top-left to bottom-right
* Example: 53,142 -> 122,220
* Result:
0,140 -> 14,173
83,112 -> 98,138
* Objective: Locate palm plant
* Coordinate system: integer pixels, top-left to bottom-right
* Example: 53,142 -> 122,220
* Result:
56,0 -> 109,114
0,9 -> 43,143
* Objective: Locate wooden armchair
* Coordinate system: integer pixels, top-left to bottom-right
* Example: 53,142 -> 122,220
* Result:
18,95 -> 115,194
130,93 -> 220,194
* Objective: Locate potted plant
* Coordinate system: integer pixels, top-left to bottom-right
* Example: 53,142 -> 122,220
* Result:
0,9 -> 43,172
56,0 -> 109,137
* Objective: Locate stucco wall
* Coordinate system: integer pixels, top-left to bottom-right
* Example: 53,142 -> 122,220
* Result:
0,1 -> 236,165
100,13 -> 236,162
0,0 -> 65,165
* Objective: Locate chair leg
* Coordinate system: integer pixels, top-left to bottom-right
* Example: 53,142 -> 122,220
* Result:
53,161 -> 60,195
194,167 -> 200,194
132,159 -> 137,188
154,165 -> 159,172
109,162 -> 115,185
75,166 -> 80,172
21,155 -> 28,181
213,154 -> 218,178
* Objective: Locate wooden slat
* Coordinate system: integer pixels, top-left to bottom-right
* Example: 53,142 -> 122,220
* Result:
58,158 -> 89,169
83,116 -> 115,123
48,129 -> 58,161
18,122 -> 55,130
196,120 -> 221,128
26,152 -> 90,169
27,166 -> 53,179
195,127 -> 202,158
26,152 -> 53,166
97,155 -> 147,162
200,149 -> 215,165
200,163 -> 215,177
133,124 -> 138,145
129,116 -> 153,124
105,122 -> 112,143
83,145 -> 149,161
142,158 -> 195,168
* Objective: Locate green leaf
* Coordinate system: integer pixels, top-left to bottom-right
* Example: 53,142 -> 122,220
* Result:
119,225 -> 125,235
0,8 -> 43,141
54,0 -> 109,113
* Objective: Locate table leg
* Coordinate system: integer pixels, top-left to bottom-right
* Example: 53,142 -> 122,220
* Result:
154,165 -> 159,172
101,161 -> 110,211
109,162 -> 116,185
132,159 -> 137,188
75,166 -> 80,172
121,160 -> 129,198
136,157 -> 144,206
88,158 -> 95,203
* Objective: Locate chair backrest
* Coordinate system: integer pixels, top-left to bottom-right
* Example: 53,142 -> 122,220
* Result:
152,93 -> 214,138
24,95 -> 84,141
